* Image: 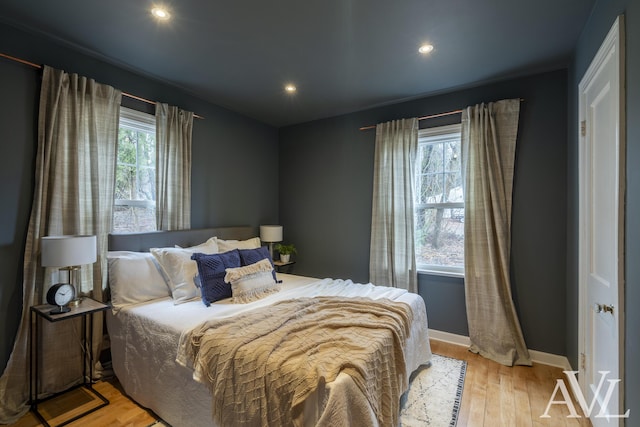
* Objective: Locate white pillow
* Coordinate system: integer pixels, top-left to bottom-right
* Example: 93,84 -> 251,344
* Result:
108,251 -> 171,312
151,243 -> 218,304
225,258 -> 279,303
216,236 -> 261,253
175,236 -> 219,252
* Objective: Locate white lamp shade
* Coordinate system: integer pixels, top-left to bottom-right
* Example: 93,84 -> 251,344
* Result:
260,225 -> 283,243
41,235 -> 97,267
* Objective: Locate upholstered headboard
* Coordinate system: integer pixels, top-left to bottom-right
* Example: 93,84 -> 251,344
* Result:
108,226 -> 256,252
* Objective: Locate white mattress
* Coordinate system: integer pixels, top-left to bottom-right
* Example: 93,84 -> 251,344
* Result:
106,274 -> 431,427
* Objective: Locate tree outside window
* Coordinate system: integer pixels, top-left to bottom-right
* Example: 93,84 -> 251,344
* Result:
414,124 -> 464,275
113,107 -> 156,233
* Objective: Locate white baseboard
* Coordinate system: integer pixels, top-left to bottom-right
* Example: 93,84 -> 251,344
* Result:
528,349 -> 573,371
428,329 -> 573,370
428,329 -> 471,347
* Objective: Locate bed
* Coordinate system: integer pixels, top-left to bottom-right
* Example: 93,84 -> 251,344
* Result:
105,227 -> 431,427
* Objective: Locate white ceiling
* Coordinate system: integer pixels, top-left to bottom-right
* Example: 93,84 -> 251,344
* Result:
0,0 -> 595,127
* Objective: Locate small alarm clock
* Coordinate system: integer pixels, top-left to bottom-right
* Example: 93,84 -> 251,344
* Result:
46,283 -> 75,314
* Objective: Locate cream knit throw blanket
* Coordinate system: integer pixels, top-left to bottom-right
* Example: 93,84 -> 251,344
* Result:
177,296 -> 413,427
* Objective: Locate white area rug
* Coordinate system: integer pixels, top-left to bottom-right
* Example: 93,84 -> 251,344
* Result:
147,353 -> 467,427
400,354 -> 467,427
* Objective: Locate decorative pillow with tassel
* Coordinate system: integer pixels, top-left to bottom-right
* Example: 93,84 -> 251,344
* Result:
224,258 -> 280,304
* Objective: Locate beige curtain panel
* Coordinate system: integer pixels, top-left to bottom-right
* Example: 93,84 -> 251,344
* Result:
0,65 -> 121,423
369,118 -> 418,293
461,99 -> 531,367
156,102 -> 194,231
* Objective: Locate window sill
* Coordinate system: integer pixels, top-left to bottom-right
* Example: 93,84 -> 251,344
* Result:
417,269 -> 465,279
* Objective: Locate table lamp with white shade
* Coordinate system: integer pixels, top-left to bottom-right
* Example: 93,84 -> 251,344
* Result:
259,225 -> 283,260
41,235 -> 97,308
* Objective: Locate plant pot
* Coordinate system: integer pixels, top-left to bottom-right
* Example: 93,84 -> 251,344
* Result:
280,254 -> 290,263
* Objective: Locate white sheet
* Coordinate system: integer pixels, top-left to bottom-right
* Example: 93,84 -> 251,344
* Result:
107,274 -> 431,427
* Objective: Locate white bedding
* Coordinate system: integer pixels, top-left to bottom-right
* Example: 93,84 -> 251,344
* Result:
107,273 -> 431,427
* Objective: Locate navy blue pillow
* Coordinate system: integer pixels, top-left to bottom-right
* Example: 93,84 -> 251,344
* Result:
238,246 -> 277,282
191,250 -> 241,306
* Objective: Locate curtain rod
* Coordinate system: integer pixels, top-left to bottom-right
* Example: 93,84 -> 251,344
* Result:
358,109 -> 462,131
358,98 -> 524,131
0,52 -> 204,119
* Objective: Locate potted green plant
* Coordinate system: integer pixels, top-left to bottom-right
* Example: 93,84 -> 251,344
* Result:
275,243 -> 297,263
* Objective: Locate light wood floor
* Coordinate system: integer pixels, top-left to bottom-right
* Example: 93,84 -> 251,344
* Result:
10,339 -> 591,427
430,340 -> 591,427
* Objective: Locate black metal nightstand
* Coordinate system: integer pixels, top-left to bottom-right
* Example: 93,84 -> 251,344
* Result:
274,260 -> 296,274
29,298 -> 110,427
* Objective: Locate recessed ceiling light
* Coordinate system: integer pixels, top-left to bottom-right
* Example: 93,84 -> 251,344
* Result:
151,6 -> 171,20
418,44 -> 434,54
284,84 -> 297,93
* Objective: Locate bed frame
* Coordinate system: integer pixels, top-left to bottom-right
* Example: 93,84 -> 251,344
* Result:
108,226 -> 256,252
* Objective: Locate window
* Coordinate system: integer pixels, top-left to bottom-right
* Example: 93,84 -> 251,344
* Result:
113,107 -> 156,233
414,123 -> 464,276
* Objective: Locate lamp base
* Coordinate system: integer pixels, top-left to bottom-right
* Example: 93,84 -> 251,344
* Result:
62,268 -> 82,307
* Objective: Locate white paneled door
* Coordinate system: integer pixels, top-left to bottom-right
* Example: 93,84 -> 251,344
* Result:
578,15 -> 626,427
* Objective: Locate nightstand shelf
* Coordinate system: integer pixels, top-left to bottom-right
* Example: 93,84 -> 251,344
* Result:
30,298 -> 110,427
273,260 -> 296,274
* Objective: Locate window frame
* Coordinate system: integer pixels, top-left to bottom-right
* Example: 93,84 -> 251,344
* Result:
414,123 -> 465,278
113,107 -> 157,233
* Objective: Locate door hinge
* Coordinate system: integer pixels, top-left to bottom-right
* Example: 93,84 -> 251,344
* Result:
581,120 -> 587,137
580,352 -> 586,370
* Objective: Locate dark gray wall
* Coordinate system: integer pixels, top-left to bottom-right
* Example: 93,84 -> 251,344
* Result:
569,0 -> 639,421
279,69 -> 568,355
0,22 -> 279,373
0,51 -> 38,380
